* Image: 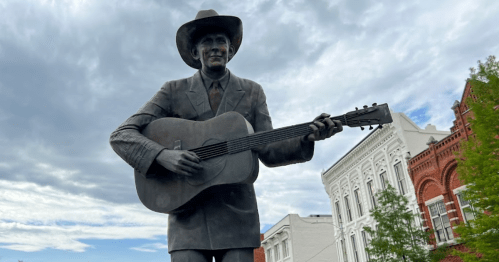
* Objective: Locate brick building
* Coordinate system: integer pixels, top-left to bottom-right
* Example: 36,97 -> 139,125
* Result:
254,234 -> 266,262
408,82 -> 475,261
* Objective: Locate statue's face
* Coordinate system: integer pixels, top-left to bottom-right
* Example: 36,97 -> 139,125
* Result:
192,32 -> 234,71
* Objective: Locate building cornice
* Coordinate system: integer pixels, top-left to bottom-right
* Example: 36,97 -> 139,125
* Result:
323,124 -> 395,184
262,226 -> 291,246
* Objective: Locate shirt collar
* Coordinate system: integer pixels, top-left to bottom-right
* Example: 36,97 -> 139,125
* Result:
200,69 -> 230,91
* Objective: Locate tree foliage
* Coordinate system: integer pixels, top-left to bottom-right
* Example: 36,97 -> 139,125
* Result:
363,184 -> 434,262
453,55 -> 499,261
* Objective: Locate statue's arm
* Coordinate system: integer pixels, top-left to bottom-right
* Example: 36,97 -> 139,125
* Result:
252,85 -> 314,167
109,83 -> 171,177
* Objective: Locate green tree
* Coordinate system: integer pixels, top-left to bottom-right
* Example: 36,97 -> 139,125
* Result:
453,55 -> 499,261
363,184 -> 433,262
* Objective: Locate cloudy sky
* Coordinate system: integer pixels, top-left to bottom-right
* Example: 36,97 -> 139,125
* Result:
0,0 -> 498,261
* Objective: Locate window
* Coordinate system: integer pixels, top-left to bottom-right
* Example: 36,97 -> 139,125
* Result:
267,249 -> 273,262
282,239 -> 289,258
380,172 -> 388,189
394,162 -> 407,195
457,193 -> 475,223
367,181 -> 376,208
354,189 -> 363,217
341,240 -> 348,262
351,235 -> 359,262
345,196 -> 353,221
335,201 -> 343,224
362,231 -> 370,261
429,200 -> 454,242
274,244 -> 280,261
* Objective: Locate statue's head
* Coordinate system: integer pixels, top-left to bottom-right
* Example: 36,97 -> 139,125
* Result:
190,28 -> 234,72
176,9 -> 243,70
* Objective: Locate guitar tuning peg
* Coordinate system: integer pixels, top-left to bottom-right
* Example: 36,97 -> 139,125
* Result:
378,124 -> 383,129
369,125 -> 373,130
372,103 -> 377,106
361,126 -> 365,131
355,107 -> 358,111
363,105 -> 368,109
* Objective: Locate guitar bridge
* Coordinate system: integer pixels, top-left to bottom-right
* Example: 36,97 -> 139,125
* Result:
174,140 -> 182,150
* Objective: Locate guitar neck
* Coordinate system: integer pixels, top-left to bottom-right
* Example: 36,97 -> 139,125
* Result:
190,115 -> 347,160
189,103 -> 392,160
228,115 -> 347,154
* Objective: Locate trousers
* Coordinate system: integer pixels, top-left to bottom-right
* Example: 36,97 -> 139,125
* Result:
170,248 -> 254,262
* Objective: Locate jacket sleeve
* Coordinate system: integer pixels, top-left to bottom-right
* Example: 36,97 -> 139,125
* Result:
109,82 -> 172,177
252,85 -> 315,167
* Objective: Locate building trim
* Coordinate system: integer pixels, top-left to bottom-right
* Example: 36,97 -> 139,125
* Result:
452,185 -> 467,194
425,195 -> 444,206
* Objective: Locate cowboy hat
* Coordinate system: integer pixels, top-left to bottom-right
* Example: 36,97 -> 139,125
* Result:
176,9 -> 243,69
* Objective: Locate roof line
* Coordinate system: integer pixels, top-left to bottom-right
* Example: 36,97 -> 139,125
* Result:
323,126 -> 381,175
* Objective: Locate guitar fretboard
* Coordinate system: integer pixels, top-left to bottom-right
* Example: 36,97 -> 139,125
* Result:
190,115 -> 347,160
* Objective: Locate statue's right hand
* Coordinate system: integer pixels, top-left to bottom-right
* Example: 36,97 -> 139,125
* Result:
155,150 -> 203,176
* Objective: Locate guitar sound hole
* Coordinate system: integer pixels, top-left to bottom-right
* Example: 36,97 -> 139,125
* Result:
186,138 -> 227,186
200,138 -> 225,166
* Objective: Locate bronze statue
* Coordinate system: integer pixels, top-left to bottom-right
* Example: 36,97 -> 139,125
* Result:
110,9 -> 342,262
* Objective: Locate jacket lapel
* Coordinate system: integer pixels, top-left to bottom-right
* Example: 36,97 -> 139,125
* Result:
216,72 -> 245,116
186,71 -> 213,119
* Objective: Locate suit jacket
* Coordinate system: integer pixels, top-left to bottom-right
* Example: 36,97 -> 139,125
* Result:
110,70 -> 314,252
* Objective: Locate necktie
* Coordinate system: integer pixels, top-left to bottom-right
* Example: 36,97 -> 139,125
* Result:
209,80 -> 222,114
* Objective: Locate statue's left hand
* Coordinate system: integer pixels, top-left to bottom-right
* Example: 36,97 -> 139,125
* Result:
305,113 -> 343,142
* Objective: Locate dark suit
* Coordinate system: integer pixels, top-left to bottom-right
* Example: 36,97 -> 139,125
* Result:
110,70 -> 314,252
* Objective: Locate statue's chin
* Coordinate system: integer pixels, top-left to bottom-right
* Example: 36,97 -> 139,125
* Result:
206,64 -> 226,72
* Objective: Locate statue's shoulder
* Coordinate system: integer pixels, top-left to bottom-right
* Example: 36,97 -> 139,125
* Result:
159,75 -> 195,92
230,72 -> 262,91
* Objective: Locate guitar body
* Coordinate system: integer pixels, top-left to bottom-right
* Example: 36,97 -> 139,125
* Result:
131,103 -> 394,214
134,111 -> 259,214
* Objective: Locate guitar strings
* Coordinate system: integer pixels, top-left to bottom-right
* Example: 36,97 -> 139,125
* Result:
229,126 -> 311,154
190,142 -> 227,154
188,114 -> 375,160
226,112 -> 366,155
198,126 -> 310,159
232,125 -> 310,147
196,120 -> 331,159
192,146 -> 228,158
191,123 -> 310,157
235,128 -> 311,152
193,126 -> 308,159
191,114 -> 355,155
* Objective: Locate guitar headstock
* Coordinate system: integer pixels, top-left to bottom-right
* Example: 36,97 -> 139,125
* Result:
344,103 -> 393,130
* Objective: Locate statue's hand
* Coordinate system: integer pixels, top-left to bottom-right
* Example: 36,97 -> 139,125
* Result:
156,150 -> 202,176
305,113 -> 343,142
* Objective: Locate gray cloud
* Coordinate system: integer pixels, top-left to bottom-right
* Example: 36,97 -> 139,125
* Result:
0,0 -> 498,253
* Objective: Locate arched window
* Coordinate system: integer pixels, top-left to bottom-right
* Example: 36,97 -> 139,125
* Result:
354,188 -> 363,217
428,200 -> 453,243
345,195 -> 353,221
335,201 -> 343,225
394,162 -> 407,195
351,234 -> 359,262
367,180 -> 376,209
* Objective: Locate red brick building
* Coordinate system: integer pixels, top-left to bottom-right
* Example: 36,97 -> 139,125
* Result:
254,234 -> 266,262
408,82 -> 476,261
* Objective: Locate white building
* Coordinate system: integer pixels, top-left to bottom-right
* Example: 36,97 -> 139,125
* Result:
262,214 -> 338,262
321,112 -> 450,262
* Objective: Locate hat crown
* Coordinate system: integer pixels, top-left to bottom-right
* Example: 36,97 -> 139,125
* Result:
195,9 -> 219,20
176,10 -> 242,69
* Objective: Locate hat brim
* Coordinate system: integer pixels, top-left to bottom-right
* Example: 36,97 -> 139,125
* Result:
176,15 -> 243,69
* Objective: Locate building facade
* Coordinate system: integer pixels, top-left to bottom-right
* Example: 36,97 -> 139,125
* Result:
322,112 -> 450,262
408,82 -> 475,261
254,234 -> 266,262
262,214 -> 337,262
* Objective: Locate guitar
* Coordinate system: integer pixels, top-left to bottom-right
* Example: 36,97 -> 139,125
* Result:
135,103 -> 393,214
